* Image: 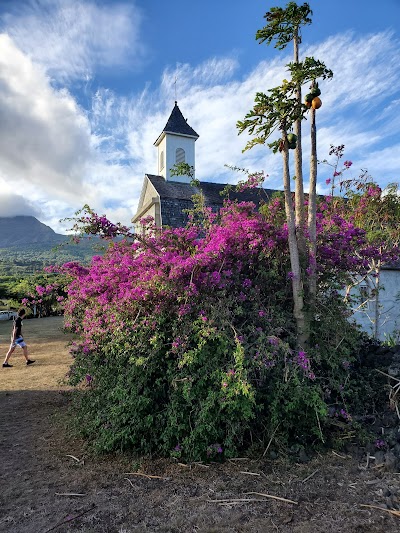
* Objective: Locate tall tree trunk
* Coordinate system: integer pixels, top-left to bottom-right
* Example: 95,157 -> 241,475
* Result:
293,29 -> 306,256
308,106 -> 317,310
282,132 -> 307,349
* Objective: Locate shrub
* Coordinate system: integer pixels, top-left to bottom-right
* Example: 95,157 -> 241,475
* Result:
61,200 -> 392,460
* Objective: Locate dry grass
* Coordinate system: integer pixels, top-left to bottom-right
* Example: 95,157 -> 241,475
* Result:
0,315 -> 74,391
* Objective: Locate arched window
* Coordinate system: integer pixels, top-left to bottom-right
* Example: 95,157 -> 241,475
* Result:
176,148 -> 185,164
160,151 -> 164,171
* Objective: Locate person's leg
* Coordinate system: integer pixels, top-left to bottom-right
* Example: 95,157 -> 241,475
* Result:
21,342 -> 35,365
22,345 -> 29,362
3,343 -> 15,365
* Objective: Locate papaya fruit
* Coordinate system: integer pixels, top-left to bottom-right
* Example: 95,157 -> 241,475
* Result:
310,86 -> 321,97
311,97 -> 322,109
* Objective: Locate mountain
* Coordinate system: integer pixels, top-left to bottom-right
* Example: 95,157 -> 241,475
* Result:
0,216 -> 67,247
0,216 -> 102,275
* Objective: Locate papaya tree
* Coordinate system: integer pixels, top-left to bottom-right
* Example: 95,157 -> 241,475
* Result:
237,2 -> 332,348
256,2 -> 312,239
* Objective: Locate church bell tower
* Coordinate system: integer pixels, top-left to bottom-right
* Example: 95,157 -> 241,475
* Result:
154,101 -> 199,183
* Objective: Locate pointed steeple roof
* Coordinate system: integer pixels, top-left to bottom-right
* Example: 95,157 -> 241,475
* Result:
154,102 -> 199,145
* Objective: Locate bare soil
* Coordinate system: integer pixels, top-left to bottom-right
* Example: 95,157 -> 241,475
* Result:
1,317 -> 400,532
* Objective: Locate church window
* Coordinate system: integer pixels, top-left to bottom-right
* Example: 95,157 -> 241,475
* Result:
176,148 -> 185,164
160,151 -> 164,171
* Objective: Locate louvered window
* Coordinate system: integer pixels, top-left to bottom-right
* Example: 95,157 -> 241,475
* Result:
160,151 -> 164,170
176,148 -> 185,164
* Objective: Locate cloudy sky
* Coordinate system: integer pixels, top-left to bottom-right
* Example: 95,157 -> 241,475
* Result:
0,0 -> 399,233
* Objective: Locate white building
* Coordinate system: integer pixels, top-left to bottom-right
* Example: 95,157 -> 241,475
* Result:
351,263 -> 400,341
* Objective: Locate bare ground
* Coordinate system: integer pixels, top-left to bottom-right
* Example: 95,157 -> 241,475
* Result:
1,317 -> 400,532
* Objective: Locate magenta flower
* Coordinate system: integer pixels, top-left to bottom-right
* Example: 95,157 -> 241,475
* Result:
375,439 -> 386,450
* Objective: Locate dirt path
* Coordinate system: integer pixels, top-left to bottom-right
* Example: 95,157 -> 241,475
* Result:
1,318 -> 400,532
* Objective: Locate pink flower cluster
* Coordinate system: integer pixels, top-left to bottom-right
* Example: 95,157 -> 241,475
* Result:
58,196 -> 398,359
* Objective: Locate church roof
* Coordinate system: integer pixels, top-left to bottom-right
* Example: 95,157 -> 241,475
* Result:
382,260 -> 400,271
146,174 -> 277,228
154,102 -> 199,145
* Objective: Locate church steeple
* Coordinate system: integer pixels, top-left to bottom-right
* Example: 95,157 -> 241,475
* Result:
154,102 -> 199,183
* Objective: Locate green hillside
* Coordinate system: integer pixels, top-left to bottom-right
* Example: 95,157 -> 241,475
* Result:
0,216 -> 104,276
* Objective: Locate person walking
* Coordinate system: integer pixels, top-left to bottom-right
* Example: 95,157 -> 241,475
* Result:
2,308 -> 35,368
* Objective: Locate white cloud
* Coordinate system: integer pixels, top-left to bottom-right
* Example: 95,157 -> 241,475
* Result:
360,145 -> 400,180
0,21 -> 399,232
0,1 -> 146,229
160,56 -> 240,99
0,192 -> 42,218
0,0 -> 143,82
128,30 -> 398,193
0,34 -> 91,207
63,30 -> 400,226
309,32 -> 399,111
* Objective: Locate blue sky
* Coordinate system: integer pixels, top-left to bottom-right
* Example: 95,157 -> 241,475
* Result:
0,0 -> 399,232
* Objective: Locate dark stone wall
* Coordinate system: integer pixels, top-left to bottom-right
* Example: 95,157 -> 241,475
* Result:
161,199 -> 221,228
161,199 -> 193,228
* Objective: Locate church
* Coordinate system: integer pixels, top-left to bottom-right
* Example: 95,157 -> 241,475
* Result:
132,101 -> 273,230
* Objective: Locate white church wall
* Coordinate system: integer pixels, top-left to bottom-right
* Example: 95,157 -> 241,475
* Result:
158,134 -> 195,183
132,178 -> 161,231
350,269 -> 400,341
142,179 -> 157,206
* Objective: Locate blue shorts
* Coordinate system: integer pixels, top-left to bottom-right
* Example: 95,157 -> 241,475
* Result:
12,337 -> 27,348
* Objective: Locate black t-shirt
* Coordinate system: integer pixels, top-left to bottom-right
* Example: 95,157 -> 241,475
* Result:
15,316 -> 22,337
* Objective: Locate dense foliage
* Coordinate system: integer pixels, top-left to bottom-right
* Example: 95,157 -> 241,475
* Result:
0,272 -> 67,316
55,189 -> 398,460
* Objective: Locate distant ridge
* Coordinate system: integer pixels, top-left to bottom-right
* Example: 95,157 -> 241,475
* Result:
0,216 -> 102,275
0,216 -> 67,247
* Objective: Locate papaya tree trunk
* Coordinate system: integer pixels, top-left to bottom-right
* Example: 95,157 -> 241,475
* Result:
308,106 -> 317,311
293,28 -> 306,256
282,132 -> 307,349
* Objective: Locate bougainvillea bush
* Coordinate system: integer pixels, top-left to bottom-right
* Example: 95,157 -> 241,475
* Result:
54,191 -> 398,460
